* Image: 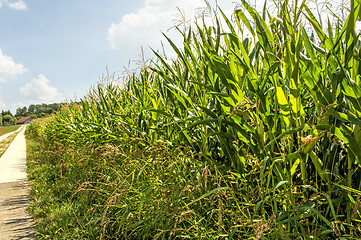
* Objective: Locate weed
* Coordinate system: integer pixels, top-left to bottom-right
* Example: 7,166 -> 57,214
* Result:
26,0 -> 361,239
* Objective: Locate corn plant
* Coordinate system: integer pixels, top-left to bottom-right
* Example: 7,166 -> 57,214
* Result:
38,0 -> 361,238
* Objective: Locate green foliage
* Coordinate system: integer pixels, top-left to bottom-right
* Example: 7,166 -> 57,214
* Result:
15,106 -> 27,117
0,125 -> 21,136
15,103 -> 63,118
28,130 -> 253,239
2,114 -> 15,125
27,1 -> 361,239
25,121 -> 44,140
1,110 -> 14,125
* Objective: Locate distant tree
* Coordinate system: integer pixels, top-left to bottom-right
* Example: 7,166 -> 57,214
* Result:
29,114 -> 37,119
45,108 -> 53,114
1,102 -> 62,121
50,103 -> 61,111
34,104 -> 46,115
28,104 -> 35,113
1,110 -> 13,117
3,114 -> 15,125
15,108 -> 21,117
15,107 -> 27,117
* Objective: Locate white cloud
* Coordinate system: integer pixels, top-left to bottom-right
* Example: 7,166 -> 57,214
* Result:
107,0 -> 236,62
7,0 -> 27,10
0,86 -> 7,109
0,49 -> 27,82
2,0 -> 27,10
19,74 -> 65,103
107,0 -> 212,56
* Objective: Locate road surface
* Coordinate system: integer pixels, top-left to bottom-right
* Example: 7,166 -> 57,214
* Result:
0,126 -> 36,239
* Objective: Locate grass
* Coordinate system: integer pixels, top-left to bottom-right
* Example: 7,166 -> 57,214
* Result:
0,131 -> 20,158
26,122 -> 252,239
0,125 -> 21,136
25,1 -> 361,239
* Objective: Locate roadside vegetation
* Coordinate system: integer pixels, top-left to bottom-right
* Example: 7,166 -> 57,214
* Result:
0,128 -> 21,157
0,125 -> 21,136
26,0 -> 361,239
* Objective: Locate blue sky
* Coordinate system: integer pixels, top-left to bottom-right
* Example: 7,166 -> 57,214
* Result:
0,0 -> 348,113
0,0 -> 236,113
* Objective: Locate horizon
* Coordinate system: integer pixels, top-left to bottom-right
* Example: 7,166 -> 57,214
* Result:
0,0 -> 349,114
0,0 -> 236,114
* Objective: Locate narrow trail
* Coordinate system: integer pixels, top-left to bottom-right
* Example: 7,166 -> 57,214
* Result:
0,126 -> 36,240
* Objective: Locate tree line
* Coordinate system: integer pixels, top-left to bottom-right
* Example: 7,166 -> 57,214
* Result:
0,103 -> 62,125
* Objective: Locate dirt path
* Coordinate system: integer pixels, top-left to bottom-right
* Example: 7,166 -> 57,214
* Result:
0,126 -> 36,239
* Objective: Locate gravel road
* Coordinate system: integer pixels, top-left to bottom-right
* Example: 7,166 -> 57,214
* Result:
0,126 -> 36,239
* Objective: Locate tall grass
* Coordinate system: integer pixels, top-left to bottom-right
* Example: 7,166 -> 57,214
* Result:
27,0 -> 361,239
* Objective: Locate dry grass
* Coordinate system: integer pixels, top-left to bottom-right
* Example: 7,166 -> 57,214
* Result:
0,132 -> 19,158
25,1 -> 361,239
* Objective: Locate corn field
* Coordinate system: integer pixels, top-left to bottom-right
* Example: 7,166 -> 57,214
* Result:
28,0 -> 361,239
